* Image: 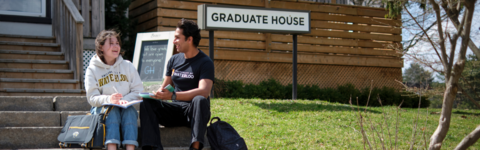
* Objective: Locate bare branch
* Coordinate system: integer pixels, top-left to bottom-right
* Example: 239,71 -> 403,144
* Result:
371,123 -> 383,150
454,125 -> 480,150
357,97 -> 372,150
403,4 -> 445,67
395,99 -> 404,150
410,83 -> 427,150
404,54 -> 445,73
404,14 -> 447,52
450,0 -> 475,84
423,107 -> 429,150
378,96 -> 393,150
428,0 -> 450,80
364,80 -> 373,113
448,13 -> 467,70
395,79 -> 408,89
440,0 -> 480,60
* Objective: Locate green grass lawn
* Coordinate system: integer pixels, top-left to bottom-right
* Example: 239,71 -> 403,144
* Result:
210,98 -> 480,150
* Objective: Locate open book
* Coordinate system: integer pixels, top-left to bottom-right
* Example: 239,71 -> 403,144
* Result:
138,84 -> 175,100
102,100 -> 143,109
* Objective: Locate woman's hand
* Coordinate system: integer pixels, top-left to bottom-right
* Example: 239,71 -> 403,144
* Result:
110,93 -> 123,104
118,100 -> 128,105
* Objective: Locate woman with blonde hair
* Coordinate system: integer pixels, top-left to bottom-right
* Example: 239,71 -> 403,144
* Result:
85,30 -> 143,150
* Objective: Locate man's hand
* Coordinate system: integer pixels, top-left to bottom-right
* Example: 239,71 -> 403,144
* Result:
110,93 -> 123,104
150,88 -> 173,100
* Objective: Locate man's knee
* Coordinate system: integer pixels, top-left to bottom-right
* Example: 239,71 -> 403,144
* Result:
192,95 -> 207,103
140,98 -> 155,107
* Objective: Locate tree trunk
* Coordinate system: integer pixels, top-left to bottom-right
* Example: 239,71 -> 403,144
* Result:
428,0 -> 475,149
455,125 -> 480,150
429,81 -> 458,150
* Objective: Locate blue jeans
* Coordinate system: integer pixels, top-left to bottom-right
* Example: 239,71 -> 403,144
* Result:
90,106 -> 138,147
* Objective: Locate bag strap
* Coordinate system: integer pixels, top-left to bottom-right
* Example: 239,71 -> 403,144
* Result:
209,117 -> 221,126
102,106 -> 114,121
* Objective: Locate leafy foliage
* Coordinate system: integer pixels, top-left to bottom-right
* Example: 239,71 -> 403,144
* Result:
105,0 -> 137,61
384,0 -> 403,19
428,55 -> 479,109
457,55 -> 480,109
214,78 -> 430,108
403,63 -> 434,88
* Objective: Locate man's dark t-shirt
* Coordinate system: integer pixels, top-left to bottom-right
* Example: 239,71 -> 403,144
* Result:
165,49 -> 214,102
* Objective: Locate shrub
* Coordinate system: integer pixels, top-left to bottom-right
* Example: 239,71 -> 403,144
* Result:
213,78 -> 430,108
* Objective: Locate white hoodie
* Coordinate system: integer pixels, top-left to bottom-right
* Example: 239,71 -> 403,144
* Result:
85,54 -> 144,107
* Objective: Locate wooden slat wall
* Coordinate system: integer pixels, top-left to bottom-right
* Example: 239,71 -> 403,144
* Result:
130,0 -> 403,88
72,0 -> 105,38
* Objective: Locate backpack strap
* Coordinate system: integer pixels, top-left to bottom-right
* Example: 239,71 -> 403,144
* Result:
209,117 -> 221,126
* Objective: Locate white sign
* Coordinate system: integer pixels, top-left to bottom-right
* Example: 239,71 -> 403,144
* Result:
198,4 -> 310,34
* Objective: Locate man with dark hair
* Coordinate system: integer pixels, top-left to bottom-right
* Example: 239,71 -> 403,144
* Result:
140,19 -> 214,150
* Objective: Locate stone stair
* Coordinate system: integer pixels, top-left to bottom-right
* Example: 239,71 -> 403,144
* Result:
0,96 -> 210,149
0,34 -> 84,96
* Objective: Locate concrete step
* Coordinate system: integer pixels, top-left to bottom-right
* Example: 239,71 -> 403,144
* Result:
0,127 -> 62,149
1,88 -> 83,93
0,50 -> 64,60
13,148 -> 210,150
2,110 -> 142,128
0,96 -> 54,111
0,96 -> 132,111
0,111 -> 60,127
0,88 -> 86,96
0,92 -> 85,96
0,78 -> 80,89
59,111 -> 90,126
0,68 -> 74,79
0,59 -> 69,70
60,111 -> 144,128
54,96 -> 140,112
54,96 -> 91,111
0,78 -> 78,83
0,34 -> 56,43
0,111 -> 141,128
0,126 -> 210,149
0,41 -> 60,52
0,111 -> 89,127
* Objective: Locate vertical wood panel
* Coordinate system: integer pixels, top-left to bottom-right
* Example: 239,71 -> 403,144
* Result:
69,16 -> 73,75
60,5 -> 65,52
91,0 -> 101,37
76,23 -> 84,83
52,0 -> 85,89
72,0 -> 80,10
82,0 -> 90,37
99,0 -> 105,33
52,0 -> 58,39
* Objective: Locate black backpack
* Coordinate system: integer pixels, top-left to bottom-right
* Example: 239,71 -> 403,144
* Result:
207,117 -> 248,150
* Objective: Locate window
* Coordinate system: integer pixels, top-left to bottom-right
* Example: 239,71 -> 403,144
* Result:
0,0 -> 46,17
0,0 -> 51,24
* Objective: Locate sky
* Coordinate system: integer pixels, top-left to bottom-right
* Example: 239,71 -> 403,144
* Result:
400,1 -> 480,82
